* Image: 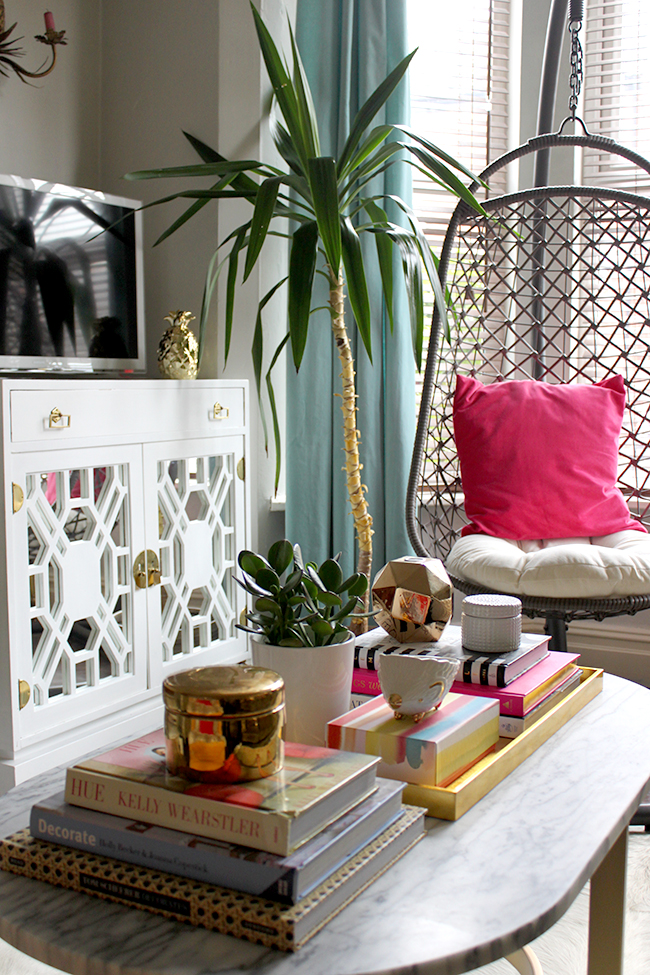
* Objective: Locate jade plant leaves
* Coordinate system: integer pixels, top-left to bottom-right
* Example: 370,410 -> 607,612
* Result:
236,539 -> 364,646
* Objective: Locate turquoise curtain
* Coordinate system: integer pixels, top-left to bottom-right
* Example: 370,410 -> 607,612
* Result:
286,0 -> 415,582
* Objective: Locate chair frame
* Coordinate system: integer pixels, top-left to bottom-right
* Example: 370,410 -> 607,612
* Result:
406,131 -> 650,650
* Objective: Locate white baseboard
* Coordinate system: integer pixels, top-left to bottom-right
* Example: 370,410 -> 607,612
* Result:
523,619 -> 650,688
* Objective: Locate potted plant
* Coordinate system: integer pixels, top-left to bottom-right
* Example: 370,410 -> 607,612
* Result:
236,539 -> 367,746
125,3 -> 486,608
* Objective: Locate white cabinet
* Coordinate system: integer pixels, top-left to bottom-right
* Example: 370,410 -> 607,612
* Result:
0,378 -> 250,791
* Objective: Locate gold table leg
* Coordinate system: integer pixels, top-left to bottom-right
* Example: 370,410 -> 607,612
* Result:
588,825 -> 628,975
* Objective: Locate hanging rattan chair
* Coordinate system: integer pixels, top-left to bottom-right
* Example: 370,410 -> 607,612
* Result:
406,128 -> 650,651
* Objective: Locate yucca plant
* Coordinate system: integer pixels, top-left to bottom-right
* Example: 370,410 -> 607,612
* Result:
125,2 -> 485,604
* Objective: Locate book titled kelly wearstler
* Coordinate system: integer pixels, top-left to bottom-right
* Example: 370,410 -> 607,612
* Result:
354,624 -> 550,687
32,778 -> 405,904
64,730 -> 379,857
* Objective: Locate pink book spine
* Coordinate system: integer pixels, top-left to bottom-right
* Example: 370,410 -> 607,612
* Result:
351,667 -> 382,695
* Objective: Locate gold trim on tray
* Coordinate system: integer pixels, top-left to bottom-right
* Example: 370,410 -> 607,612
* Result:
403,666 -> 603,820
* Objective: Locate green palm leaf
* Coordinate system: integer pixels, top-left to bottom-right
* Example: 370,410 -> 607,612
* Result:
288,220 -> 318,369
340,217 -> 372,362
337,49 -> 417,177
225,225 -> 248,363
307,157 -> 341,276
244,175 -> 283,281
361,199 -> 394,332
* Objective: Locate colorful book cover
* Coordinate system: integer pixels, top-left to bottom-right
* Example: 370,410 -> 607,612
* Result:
449,652 -> 581,717
327,692 -> 499,788
65,730 -> 379,856
32,778 -> 405,904
354,625 -> 550,686
0,808 -> 425,952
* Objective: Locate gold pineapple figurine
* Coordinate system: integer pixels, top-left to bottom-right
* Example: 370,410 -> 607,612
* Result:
157,311 -> 199,379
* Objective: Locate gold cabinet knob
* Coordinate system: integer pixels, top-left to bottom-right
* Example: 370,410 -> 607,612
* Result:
18,680 -> 30,710
12,483 -> 24,513
133,550 -> 161,589
212,402 -> 230,420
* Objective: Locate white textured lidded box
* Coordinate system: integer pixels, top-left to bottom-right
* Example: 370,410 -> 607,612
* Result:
461,594 -> 522,653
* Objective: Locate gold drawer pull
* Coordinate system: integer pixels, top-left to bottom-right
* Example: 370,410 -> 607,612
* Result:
48,407 -> 71,429
212,402 -> 230,420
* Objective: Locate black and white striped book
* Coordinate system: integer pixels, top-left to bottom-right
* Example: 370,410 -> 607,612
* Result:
354,625 -> 550,688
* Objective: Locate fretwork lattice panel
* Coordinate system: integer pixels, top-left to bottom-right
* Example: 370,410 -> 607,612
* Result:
417,189 -> 650,561
26,465 -> 132,707
157,454 -> 236,661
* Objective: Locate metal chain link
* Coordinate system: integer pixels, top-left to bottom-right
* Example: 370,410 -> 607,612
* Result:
568,19 -> 584,118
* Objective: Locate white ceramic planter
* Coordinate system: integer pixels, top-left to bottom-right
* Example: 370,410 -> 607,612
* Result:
250,634 -> 355,747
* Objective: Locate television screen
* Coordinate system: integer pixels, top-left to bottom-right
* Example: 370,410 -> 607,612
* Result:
0,174 -> 145,373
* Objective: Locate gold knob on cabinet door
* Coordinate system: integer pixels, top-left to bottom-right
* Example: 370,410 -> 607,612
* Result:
12,483 -> 23,513
213,402 -> 230,419
18,680 -> 30,710
237,457 -> 246,481
133,550 -> 161,589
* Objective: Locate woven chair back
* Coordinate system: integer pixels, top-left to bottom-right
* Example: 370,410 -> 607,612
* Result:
407,133 -> 650,571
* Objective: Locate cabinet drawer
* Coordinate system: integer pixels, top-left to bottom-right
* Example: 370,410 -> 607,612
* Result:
9,383 -> 245,444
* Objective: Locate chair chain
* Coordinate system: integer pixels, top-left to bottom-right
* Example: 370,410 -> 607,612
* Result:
568,16 -> 584,119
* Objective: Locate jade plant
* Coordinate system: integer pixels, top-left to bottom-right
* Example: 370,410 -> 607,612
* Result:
236,539 -> 367,647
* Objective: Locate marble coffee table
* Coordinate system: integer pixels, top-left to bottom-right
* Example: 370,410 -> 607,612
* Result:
0,672 -> 647,975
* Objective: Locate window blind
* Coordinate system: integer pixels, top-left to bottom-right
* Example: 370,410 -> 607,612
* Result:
582,0 -> 650,192
408,0 -> 511,407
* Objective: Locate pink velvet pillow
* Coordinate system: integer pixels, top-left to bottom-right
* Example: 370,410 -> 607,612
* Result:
453,374 -> 646,540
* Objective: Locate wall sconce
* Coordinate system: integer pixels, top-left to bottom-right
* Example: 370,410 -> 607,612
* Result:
0,2 -> 66,82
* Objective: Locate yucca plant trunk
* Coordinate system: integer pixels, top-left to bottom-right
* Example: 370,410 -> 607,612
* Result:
329,268 -> 373,624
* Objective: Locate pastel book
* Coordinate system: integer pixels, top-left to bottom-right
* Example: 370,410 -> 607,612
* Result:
449,651 -> 581,717
327,692 -> 499,788
354,624 -> 550,686
32,778 -> 405,905
0,806 -> 425,952
64,730 -> 379,857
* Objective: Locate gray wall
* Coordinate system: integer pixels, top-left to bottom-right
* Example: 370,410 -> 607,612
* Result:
0,0 -> 287,554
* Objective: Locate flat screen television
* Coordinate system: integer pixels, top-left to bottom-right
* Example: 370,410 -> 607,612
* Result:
0,173 -> 145,374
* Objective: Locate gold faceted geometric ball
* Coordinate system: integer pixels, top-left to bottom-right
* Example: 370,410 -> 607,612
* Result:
157,310 -> 199,379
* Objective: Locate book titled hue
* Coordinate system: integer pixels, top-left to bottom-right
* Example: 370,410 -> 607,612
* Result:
0,806 -> 425,952
448,652 -> 581,717
327,692 -> 499,788
64,730 -> 379,857
32,778 -> 405,905
354,624 -> 550,686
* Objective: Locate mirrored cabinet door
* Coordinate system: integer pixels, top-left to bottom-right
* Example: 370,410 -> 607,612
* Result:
144,435 -> 248,685
9,444 -> 149,749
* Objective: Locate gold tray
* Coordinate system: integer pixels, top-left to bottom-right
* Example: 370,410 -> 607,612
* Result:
403,666 -> 603,820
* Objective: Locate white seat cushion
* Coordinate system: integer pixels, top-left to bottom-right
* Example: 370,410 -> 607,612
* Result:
447,531 -> 650,599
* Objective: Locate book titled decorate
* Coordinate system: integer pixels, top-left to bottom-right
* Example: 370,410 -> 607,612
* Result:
32,778 -> 405,905
327,692 -> 499,788
0,806 -> 425,952
64,730 -> 379,857
354,624 -> 550,686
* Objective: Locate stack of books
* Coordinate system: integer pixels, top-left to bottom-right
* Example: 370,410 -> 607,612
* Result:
0,730 -> 425,951
351,625 -> 582,738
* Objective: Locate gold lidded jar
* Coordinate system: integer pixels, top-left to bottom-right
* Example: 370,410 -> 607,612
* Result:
163,665 -> 285,783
